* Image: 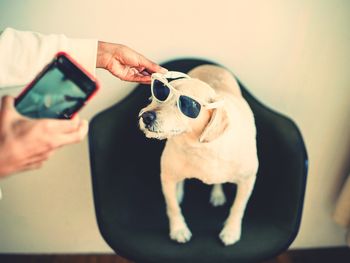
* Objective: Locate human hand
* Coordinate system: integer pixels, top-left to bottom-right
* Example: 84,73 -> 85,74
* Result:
96,41 -> 167,84
0,96 -> 88,178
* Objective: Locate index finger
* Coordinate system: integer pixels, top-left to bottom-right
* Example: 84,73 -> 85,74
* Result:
39,117 -> 81,134
51,119 -> 89,148
138,55 -> 167,74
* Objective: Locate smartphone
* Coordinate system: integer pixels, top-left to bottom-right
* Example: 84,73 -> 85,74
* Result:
15,52 -> 99,119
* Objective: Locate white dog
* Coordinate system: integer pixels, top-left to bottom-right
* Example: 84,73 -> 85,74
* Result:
138,65 -> 258,246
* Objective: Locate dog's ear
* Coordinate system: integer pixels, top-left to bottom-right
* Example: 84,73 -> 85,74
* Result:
199,102 -> 229,143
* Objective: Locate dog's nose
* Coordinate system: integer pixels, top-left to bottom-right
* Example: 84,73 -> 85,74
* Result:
141,111 -> 156,126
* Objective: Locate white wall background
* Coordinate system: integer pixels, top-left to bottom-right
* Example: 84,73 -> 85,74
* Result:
0,0 -> 349,253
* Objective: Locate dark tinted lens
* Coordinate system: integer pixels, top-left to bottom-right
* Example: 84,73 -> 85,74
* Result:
179,95 -> 201,118
153,79 -> 170,101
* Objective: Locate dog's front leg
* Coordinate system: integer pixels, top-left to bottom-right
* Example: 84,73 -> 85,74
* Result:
161,177 -> 192,243
219,176 -> 256,246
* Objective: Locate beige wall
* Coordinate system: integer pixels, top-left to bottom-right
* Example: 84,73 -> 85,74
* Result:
0,0 -> 349,252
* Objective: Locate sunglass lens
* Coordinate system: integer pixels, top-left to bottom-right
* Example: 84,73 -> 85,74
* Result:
179,95 -> 201,118
153,79 -> 170,101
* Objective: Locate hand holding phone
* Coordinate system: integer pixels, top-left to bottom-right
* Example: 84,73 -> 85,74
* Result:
0,96 -> 89,178
15,52 -> 99,119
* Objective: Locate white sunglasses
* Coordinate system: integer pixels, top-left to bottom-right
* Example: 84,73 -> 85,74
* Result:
150,71 -> 223,118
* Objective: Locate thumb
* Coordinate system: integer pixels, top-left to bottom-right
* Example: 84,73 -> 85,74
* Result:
1,96 -> 15,111
0,96 -> 19,124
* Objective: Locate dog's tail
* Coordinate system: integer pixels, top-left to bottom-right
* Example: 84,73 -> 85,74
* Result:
188,65 -> 242,97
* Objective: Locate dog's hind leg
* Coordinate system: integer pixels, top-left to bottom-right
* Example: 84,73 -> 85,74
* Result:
176,180 -> 185,204
161,177 -> 192,243
219,176 -> 256,246
210,184 -> 226,207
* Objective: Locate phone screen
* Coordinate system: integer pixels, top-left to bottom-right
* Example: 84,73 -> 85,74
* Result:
16,66 -> 88,119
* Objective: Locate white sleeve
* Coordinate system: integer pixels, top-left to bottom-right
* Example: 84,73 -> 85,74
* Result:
0,27 -> 98,88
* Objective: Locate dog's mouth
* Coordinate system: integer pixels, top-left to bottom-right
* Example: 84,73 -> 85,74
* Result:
144,128 -> 167,140
138,113 -> 186,140
141,124 -> 184,140
147,126 -> 182,134
145,125 -> 159,133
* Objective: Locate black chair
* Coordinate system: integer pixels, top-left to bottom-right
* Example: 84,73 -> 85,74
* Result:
88,59 -> 308,263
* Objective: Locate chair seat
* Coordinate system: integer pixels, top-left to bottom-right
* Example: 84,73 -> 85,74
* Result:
88,59 -> 308,263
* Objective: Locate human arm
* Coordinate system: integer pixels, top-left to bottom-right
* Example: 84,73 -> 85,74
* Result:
0,28 -> 166,88
0,27 -> 97,88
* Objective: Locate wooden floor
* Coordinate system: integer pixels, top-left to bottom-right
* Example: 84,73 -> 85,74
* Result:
0,247 -> 349,263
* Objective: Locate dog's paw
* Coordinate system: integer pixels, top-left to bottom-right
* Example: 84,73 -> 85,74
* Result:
170,225 -> 192,243
219,226 -> 241,246
210,187 -> 226,207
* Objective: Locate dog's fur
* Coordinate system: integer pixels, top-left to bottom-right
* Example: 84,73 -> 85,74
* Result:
139,65 -> 258,245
